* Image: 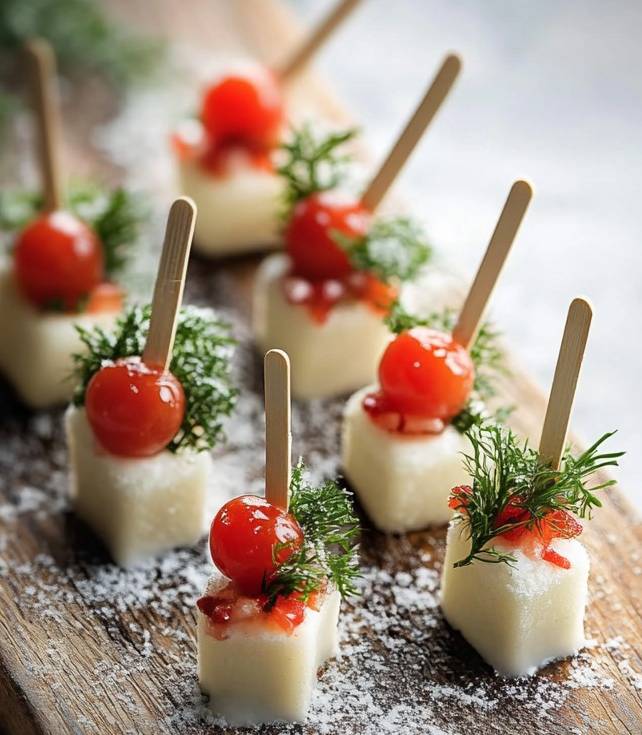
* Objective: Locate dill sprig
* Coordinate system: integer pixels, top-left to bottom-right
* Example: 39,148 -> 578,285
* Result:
263,461 -> 360,607
72,304 -> 238,453
0,183 -> 147,279
335,216 -> 432,283
385,301 -> 509,430
278,124 -> 358,213
451,423 -> 623,567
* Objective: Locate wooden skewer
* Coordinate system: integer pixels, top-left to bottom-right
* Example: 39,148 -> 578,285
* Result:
277,0 -> 363,82
538,298 -> 593,470
360,53 -> 462,212
25,38 -> 63,212
264,349 -> 292,510
452,180 -> 533,350
142,197 -> 197,371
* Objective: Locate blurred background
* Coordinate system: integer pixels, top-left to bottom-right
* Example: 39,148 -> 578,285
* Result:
0,0 -> 640,508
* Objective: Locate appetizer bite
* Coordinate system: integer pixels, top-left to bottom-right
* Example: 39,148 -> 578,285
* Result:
254,55 -> 461,399
0,40 -> 144,408
66,199 -> 237,566
197,350 -> 359,724
441,298 -> 622,676
342,181 -> 532,531
172,0 -> 362,256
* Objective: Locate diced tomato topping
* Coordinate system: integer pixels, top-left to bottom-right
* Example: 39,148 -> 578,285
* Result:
363,389 -> 446,435
85,357 -> 185,457
451,488 -> 583,569
84,282 -> 124,314
283,269 -> 397,325
209,496 -> 304,596
197,583 -> 321,637
14,210 -> 104,311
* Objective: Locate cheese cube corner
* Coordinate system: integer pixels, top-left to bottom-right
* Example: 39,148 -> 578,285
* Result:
440,521 -> 589,676
253,255 -> 390,399
177,158 -> 283,256
197,579 -> 340,724
65,406 -> 212,566
0,262 -> 118,408
341,386 -> 470,531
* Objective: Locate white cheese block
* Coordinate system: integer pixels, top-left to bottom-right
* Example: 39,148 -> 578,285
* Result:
253,254 -> 391,399
176,155 -> 284,257
198,577 -> 340,724
0,260 -> 118,408
65,406 -> 212,567
440,521 -> 589,676
341,386 -> 470,531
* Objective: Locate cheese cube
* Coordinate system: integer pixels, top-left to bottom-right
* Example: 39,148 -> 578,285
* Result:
0,260 -> 118,408
65,405 -> 212,567
440,521 -> 589,676
176,155 -> 283,257
341,386 -> 470,531
253,255 -> 390,399
198,577 -> 340,724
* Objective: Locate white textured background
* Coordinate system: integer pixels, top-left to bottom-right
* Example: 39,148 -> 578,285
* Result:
289,0 -> 642,510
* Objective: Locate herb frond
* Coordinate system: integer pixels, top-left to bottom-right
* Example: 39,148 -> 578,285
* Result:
385,301 -> 510,428
0,183 -> 147,279
263,461 -> 360,607
278,124 -> 358,213
72,303 -> 238,453
451,423 -> 623,567
334,216 -> 432,283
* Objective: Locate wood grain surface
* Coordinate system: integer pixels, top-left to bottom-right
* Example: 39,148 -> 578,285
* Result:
0,2 -> 640,734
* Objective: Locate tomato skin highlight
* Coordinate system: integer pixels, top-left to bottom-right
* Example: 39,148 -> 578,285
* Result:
209,495 -> 304,596
85,357 -> 185,458
14,211 -> 104,311
201,69 -> 284,148
378,328 -> 474,421
284,192 -> 371,281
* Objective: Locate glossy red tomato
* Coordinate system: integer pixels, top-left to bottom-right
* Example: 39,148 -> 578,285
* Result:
14,210 -> 104,311
378,327 -> 474,420
210,495 -> 304,595
201,69 -> 284,147
284,192 -> 371,280
85,357 -> 185,457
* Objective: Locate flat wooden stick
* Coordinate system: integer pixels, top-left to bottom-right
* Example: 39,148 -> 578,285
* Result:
452,180 -> 533,350
142,197 -> 196,370
264,349 -> 292,510
25,39 -> 63,212
277,0 -> 362,82
360,53 -> 462,212
538,298 -> 593,470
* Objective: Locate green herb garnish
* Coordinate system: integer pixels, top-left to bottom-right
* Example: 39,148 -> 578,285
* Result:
72,304 -> 237,453
385,301 -> 509,430
0,183 -> 147,279
263,461 -> 360,608
451,423 -> 622,567
335,216 -> 432,283
278,124 -> 358,213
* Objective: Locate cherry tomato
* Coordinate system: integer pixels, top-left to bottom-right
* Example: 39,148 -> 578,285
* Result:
210,495 -> 304,595
14,211 -> 104,311
378,328 -> 474,421
284,192 -> 371,280
85,357 -> 185,457
201,69 -> 284,147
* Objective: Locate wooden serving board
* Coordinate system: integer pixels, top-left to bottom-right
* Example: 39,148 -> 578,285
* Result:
0,2 -> 641,734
